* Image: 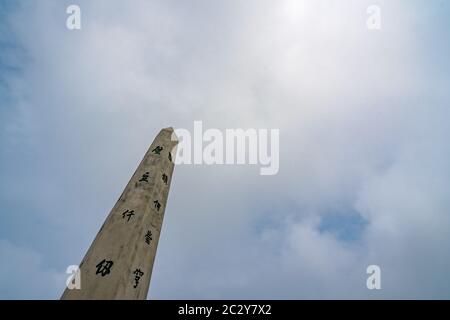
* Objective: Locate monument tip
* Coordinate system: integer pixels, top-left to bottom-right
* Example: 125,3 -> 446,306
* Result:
161,127 -> 178,141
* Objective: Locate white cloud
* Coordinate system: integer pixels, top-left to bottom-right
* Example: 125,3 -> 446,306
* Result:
1,0 -> 449,298
0,240 -> 65,299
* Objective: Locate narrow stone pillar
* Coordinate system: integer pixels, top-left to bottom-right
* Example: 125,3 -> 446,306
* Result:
62,127 -> 178,300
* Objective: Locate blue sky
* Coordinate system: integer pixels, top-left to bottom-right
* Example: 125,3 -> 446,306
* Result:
1,0 -> 450,299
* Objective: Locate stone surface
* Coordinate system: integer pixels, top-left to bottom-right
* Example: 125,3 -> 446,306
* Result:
61,128 -> 178,300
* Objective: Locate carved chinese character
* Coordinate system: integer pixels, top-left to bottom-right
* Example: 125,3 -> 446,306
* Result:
139,172 -> 150,183
152,146 -> 163,155
162,173 -> 168,185
122,209 -> 135,221
95,259 -> 114,277
133,269 -> 144,288
168,152 -> 172,162
145,230 -> 153,245
153,200 -> 161,211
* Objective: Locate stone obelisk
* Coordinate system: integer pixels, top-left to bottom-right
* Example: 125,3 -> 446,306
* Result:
61,127 -> 178,300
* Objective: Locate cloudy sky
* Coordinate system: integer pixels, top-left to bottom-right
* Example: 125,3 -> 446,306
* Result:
1,0 -> 450,299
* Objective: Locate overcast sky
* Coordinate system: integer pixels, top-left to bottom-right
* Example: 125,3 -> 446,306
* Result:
1,0 -> 450,299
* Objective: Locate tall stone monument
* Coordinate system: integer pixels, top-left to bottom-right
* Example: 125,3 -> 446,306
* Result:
61,127 -> 178,300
